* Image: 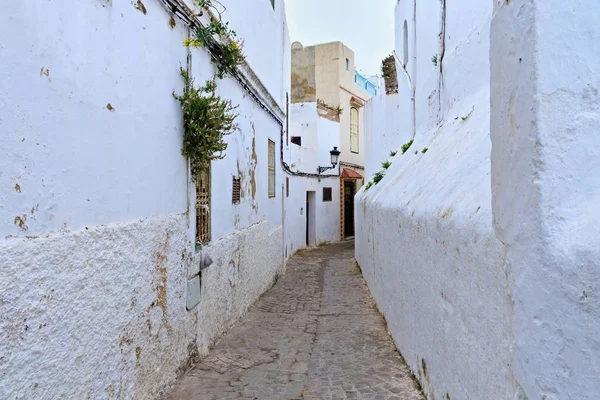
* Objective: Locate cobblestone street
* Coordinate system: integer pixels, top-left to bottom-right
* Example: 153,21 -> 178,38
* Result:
163,241 -> 424,400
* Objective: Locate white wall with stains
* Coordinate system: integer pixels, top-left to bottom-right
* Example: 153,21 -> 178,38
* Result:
284,175 -> 341,260
287,103 -> 340,174
358,0 -> 600,399
356,1 -> 514,399
0,0 -> 289,398
364,92 -> 412,179
491,1 -> 600,398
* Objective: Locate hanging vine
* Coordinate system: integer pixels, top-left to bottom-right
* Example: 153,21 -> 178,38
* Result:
173,68 -> 239,179
184,0 -> 245,79
175,0 -> 244,180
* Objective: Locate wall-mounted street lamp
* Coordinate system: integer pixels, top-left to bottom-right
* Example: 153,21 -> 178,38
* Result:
318,146 -> 341,175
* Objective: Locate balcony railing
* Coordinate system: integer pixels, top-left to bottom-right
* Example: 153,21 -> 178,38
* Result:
354,71 -> 377,96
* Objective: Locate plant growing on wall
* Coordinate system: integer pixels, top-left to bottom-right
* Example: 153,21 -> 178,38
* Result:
401,139 -> 414,154
173,68 -> 239,179
365,170 -> 386,191
184,0 -> 245,79
381,54 -> 399,95
317,99 -> 344,116
461,108 -> 474,121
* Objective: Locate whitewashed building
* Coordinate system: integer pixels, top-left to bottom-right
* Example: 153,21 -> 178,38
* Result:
356,0 -> 600,399
286,41 -> 375,254
283,101 -> 341,256
0,0 -> 290,398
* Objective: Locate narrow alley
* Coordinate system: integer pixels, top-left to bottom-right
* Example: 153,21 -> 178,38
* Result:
163,241 -> 424,400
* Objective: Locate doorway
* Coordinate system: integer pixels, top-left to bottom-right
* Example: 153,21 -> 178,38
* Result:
306,191 -> 316,246
344,181 -> 355,238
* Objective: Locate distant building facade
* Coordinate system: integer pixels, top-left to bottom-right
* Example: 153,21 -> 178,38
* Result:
289,41 -> 375,241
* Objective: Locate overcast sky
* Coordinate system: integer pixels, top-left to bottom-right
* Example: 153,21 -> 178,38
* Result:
285,0 -> 396,77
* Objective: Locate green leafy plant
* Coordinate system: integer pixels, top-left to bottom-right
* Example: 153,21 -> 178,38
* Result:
461,108 -> 474,121
382,160 -> 392,169
364,170 -> 386,191
381,54 -> 399,95
422,147 -> 428,154
373,171 -> 385,184
432,54 -> 438,67
401,139 -> 414,154
173,68 -> 239,178
184,0 -> 245,79
317,99 -> 343,116
390,150 -> 398,157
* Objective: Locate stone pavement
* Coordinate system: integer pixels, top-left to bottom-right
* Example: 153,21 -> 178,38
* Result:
162,241 -> 424,400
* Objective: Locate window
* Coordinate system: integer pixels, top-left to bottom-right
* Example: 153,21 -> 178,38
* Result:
291,136 -> 302,146
196,167 -> 211,244
268,139 -> 276,198
286,177 -> 290,198
323,187 -> 332,202
232,177 -> 241,204
350,107 -> 359,153
270,0 -> 275,9
345,58 -> 350,71
403,20 -> 409,65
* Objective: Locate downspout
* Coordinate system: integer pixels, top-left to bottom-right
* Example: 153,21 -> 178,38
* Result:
438,0 -> 447,123
412,0 -> 417,139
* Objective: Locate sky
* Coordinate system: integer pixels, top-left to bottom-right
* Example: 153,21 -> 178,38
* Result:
285,0 -> 397,77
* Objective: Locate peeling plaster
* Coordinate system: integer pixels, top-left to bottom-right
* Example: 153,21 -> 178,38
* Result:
0,1 -> 289,398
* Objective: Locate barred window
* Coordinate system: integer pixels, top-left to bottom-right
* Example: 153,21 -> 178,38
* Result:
196,167 -> 211,244
232,176 -> 241,204
350,107 -> 359,153
268,139 -> 276,198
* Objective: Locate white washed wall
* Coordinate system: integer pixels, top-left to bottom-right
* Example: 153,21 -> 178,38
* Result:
356,1 -> 514,399
284,176 -> 341,260
0,1 -> 288,399
283,103 -> 341,259
287,103 -> 340,173
491,1 -> 600,398
364,92 -> 412,179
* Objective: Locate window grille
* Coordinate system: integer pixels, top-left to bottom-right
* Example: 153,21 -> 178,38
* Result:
350,108 -> 359,153
196,167 -> 211,244
323,187 -> 332,202
268,140 -> 276,198
232,177 -> 241,204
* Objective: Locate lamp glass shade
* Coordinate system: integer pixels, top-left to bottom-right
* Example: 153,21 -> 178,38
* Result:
330,146 -> 341,166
